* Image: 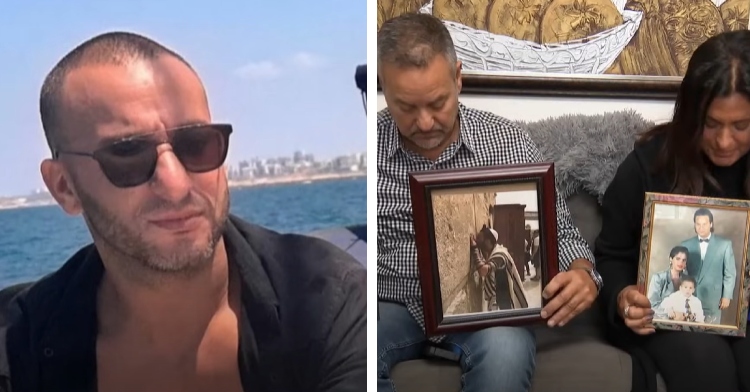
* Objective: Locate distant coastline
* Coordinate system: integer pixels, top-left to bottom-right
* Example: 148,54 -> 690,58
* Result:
0,171 -> 366,211
228,170 -> 365,188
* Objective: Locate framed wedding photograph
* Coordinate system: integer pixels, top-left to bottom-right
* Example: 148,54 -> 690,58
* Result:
637,192 -> 750,336
409,162 -> 559,336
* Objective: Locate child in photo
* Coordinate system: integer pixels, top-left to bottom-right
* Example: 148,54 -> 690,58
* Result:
659,276 -> 704,323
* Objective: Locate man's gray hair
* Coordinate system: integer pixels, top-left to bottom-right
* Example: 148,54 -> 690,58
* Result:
377,13 -> 457,71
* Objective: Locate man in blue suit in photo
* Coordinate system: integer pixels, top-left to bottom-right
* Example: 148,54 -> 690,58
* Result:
680,208 -> 737,324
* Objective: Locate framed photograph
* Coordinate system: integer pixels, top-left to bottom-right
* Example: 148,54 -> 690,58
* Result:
377,0 -> 750,99
409,162 -> 559,336
637,192 -> 750,336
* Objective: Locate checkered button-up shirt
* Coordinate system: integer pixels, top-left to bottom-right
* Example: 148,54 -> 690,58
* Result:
377,102 -> 594,335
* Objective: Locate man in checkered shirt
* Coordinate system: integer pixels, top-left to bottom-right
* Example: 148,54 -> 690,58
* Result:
377,13 -> 601,392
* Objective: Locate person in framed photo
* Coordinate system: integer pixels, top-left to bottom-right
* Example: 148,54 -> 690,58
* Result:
376,12 -> 601,392
470,226 -> 528,311
646,245 -> 689,317
679,208 -> 737,324
594,30 -> 750,392
658,275 -> 705,323
531,230 -> 541,281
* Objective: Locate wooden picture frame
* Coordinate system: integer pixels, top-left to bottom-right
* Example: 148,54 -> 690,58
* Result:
638,192 -> 750,336
409,162 -> 559,336
376,73 -> 679,100
458,72 -> 680,100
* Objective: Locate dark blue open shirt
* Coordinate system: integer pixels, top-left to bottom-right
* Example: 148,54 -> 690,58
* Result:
0,215 -> 366,391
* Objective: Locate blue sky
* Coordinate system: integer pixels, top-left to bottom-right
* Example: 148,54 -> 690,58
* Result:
0,0 -> 366,196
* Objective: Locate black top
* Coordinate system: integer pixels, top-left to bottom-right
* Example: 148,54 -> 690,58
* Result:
595,133 -> 748,342
0,215 -> 366,392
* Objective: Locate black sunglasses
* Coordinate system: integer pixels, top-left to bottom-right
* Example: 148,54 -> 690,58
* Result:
54,123 -> 233,188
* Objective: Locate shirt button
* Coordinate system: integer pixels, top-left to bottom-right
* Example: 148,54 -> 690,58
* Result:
42,347 -> 54,358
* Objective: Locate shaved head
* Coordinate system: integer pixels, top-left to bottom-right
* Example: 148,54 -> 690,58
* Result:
38,31 -> 227,282
40,31 -> 195,154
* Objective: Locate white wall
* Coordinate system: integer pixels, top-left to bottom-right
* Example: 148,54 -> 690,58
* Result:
377,93 -> 675,124
496,190 -> 538,212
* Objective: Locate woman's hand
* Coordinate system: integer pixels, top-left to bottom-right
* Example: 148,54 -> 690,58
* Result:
617,285 -> 656,335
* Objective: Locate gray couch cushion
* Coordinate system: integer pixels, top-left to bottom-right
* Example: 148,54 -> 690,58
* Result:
532,334 -> 632,392
391,358 -> 665,392
565,193 -> 603,250
391,359 -> 461,392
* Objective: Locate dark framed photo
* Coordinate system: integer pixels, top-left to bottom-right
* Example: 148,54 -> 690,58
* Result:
409,162 -> 559,336
637,192 -> 750,336
377,0 -> 750,99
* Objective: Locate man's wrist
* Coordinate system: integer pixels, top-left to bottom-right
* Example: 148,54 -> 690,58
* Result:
569,258 -> 594,271
570,259 -> 603,293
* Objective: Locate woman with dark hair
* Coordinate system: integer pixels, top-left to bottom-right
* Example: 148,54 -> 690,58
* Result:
596,29 -> 750,392
646,245 -> 690,317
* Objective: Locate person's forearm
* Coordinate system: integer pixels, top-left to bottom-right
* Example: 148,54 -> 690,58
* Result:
470,245 -> 484,264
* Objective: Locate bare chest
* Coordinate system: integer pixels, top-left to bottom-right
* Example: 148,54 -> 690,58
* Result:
96,326 -> 243,392
97,367 -> 243,392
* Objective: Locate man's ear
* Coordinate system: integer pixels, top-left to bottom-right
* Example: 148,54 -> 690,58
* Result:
455,60 -> 462,93
41,159 -> 82,215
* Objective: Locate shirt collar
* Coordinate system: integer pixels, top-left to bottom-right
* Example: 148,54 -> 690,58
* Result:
384,101 -> 477,160
223,215 -> 281,340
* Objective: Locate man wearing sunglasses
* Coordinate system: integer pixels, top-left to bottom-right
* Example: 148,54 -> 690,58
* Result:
0,32 -> 366,392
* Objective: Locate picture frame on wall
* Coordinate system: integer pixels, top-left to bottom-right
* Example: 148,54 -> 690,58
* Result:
408,162 -> 559,336
637,192 -> 750,336
377,0 -> 750,99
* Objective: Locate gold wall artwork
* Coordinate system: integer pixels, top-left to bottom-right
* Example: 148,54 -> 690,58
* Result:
377,0 -> 750,98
